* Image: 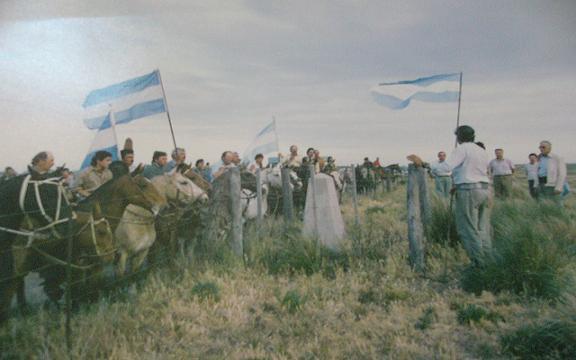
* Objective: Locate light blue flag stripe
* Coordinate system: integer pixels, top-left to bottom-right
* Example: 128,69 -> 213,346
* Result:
371,90 -> 459,110
379,73 -> 459,87
80,145 -> 119,170
256,121 -> 275,138
244,142 -> 278,162
83,98 -> 166,129
83,70 -> 160,108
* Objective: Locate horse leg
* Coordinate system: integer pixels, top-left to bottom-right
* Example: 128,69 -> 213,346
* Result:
131,248 -> 149,274
16,276 -> 29,313
117,250 -> 128,277
0,250 -> 16,322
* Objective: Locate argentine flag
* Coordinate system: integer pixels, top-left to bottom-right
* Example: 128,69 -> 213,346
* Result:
80,114 -> 119,170
371,73 -> 460,110
82,70 -> 166,129
242,120 -> 279,165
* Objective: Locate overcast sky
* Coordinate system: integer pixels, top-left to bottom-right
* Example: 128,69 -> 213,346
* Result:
1,0 -> 575,172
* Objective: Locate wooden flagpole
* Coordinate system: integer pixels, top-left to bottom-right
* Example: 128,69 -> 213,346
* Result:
454,72 -> 463,148
156,69 -> 178,150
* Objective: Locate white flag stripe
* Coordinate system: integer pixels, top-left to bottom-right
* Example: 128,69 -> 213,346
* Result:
371,79 -> 459,99
84,85 -> 163,119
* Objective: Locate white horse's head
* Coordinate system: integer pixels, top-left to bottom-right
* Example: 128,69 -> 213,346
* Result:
261,166 -> 302,191
152,168 -> 208,206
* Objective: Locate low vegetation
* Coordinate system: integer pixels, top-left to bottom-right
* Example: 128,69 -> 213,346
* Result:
1,174 -> 575,358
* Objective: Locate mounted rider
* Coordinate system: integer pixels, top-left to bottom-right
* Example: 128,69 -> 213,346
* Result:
73,151 -> 113,197
142,151 -> 168,179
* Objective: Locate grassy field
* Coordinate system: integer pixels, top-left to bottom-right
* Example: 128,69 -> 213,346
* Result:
1,174 -> 575,359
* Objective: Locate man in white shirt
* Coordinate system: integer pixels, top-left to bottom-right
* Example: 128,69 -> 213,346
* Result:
537,140 -> 567,207
408,125 -> 492,266
429,151 -> 452,198
488,148 -> 515,199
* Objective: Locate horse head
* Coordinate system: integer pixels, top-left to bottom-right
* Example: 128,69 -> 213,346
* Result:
153,167 -> 208,207
125,175 -> 167,216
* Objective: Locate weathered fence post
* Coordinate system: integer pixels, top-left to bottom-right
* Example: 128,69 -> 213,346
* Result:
281,167 -> 294,223
256,168 -> 263,236
350,164 -> 360,227
416,166 -> 432,231
308,164 -> 319,238
385,174 -> 392,193
407,164 -> 428,272
65,219 -> 74,353
228,167 -> 243,258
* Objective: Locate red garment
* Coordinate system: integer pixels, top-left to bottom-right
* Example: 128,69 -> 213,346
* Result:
373,159 -> 381,167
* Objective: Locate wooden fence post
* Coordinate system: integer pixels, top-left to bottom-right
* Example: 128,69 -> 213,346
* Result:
256,168 -> 263,236
407,164 -> 426,272
386,174 -> 392,193
308,164 -> 318,238
350,165 -> 360,227
281,167 -> 294,223
228,167 -> 243,258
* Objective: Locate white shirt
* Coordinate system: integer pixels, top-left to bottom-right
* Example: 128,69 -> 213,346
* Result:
489,158 -> 514,176
435,142 -> 490,185
525,163 -> 539,182
430,161 -> 452,177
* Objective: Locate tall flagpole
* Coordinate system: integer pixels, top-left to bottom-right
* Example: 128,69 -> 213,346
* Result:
454,72 -> 463,148
156,69 -> 178,150
108,107 -> 121,159
273,116 -> 280,154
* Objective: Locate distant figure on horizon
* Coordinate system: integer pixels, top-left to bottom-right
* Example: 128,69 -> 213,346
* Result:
0,167 -> 18,182
525,153 -> 539,199
489,148 -> 515,199
537,140 -> 567,207
430,151 -> 452,198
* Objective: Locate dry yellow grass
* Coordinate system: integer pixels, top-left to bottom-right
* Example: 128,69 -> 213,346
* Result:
1,175 -> 575,359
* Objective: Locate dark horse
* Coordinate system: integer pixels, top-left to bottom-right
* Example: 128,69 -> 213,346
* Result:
0,168 -> 75,321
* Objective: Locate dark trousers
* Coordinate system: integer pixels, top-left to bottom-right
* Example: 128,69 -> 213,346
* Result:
528,180 -> 538,199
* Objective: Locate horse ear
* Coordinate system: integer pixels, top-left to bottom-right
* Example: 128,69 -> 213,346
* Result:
131,163 -> 144,176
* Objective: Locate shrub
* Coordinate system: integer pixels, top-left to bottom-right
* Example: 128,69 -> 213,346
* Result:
455,304 -> 502,325
461,201 -> 575,300
428,198 -> 459,247
502,313 -> 576,359
191,281 -> 220,302
282,289 -> 306,314
415,306 -> 438,330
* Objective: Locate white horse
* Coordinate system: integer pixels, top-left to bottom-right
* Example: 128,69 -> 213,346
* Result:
115,168 -> 207,276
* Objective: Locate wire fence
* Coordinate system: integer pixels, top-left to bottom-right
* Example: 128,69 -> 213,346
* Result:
0,165 -> 406,353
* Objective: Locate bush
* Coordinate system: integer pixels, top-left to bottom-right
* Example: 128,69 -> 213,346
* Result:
461,201 -> 575,300
281,289 -> 306,314
191,281 -> 220,302
259,230 -> 348,277
502,313 -> 576,359
428,198 -> 459,247
415,306 -> 438,330
454,303 -> 502,325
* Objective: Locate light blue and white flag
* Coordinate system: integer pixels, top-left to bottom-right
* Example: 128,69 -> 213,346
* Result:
80,114 -> 119,170
371,73 -> 460,110
83,70 -> 166,129
242,120 -> 279,165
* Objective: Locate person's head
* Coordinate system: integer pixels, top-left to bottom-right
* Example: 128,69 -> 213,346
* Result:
4,167 -> 16,176
364,157 -> 369,162
221,151 -> 234,165
31,151 -> 54,172
306,147 -> 315,158
195,159 -> 205,169
232,152 -> 241,165
327,156 -> 334,163
495,148 -> 504,160
61,168 -> 71,179
437,151 -> 446,162
152,151 -> 168,166
314,149 -> 320,157
528,153 -> 538,164
120,149 -> 134,167
289,145 -> 298,155
255,153 -> 264,165
539,141 -> 552,156
454,125 -> 475,144
91,150 -> 113,170
171,147 -> 186,163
